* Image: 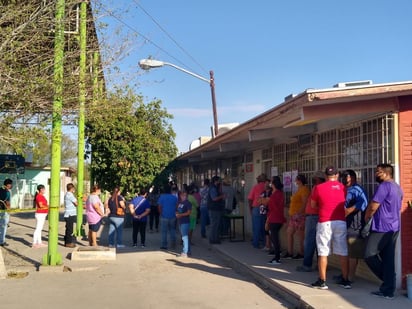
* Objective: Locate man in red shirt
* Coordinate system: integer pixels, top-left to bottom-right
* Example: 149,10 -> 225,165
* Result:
310,166 -> 350,290
248,173 -> 267,248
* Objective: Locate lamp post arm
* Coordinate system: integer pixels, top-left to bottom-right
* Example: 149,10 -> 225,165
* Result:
162,62 -> 210,84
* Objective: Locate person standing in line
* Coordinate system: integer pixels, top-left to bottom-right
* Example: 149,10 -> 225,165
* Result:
338,169 -> 368,283
221,176 -> 235,236
199,179 -> 210,238
63,183 -> 78,248
158,184 -> 178,250
148,186 -> 160,233
106,186 -> 126,248
0,178 -> 13,247
258,180 -> 272,252
296,171 -> 325,272
187,184 -> 199,246
86,184 -> 105,247
129,188 -> 151,248
310,166 -> 350,290
176,190 -> 192,257
208,176 -> 225,244
33,184 -> 48,248
267,176 -> 286,265
364,163 -> 403,300
284,174 -> 310,259
247,173 -> 267,249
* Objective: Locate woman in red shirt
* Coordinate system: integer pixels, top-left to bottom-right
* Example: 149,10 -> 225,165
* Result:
33,184 -> 48,248
267,176 -> 286,265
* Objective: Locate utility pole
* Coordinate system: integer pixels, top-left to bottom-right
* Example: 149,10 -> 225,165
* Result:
75,0 -> 87,238
43,0 -> 65,266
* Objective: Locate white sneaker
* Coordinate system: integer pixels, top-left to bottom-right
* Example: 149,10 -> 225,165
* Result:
267,259 -> 281,265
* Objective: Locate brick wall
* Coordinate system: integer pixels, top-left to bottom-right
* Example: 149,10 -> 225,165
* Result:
398,96 -> 412,289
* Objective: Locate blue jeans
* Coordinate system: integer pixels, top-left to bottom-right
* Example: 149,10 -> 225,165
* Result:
365,231 -> 399,296
200,206 -> 210,237
251,207 -> 263,248
303,215 -> 318,268
0,212 -> 9,244
108,216 -> 124,246
179,223 -> 190,254
160,217 -> 176,248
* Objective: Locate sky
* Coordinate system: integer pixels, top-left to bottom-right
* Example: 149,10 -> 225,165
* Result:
94,0 -> 412,154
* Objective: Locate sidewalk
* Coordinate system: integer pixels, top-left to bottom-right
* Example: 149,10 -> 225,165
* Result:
1,211 -> 411,309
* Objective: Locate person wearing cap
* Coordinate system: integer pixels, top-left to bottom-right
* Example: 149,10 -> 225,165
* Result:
310,166 -> 350,290
207,176 -> 225,244
364,164 -> 402,300
296,171 -> 325,272
247,173 -> 267,248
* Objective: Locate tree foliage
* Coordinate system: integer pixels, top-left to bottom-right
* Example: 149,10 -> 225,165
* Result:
86,88 -> 178,194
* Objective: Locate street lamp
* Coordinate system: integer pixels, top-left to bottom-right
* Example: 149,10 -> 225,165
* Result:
138,58 -> 219,137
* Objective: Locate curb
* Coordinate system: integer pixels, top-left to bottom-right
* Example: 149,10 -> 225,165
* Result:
209,244 -> 313,309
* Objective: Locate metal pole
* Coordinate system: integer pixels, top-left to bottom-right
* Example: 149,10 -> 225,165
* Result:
75,1 -> 87,238
209,70 -> 219,137
43,0 -> 65,266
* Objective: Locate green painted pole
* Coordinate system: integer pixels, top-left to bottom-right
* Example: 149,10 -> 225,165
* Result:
90,51 -> 100,187
43,0 -> 65,266
75,1 -> 87,238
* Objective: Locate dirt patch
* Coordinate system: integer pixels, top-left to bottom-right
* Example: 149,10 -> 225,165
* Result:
7,271 -> 29,279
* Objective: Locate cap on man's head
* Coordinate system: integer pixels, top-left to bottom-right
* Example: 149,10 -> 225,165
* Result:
325,166 -> 338,176
257,173 -> 267,182
313,171 -> 325,180
211,176 -> 220,183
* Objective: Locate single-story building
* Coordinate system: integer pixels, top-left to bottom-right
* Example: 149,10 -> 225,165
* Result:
175,79 -> 412,290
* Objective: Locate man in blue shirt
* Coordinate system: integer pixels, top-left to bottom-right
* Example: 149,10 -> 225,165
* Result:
364,164 -> 403,300
158,184 -> 178,250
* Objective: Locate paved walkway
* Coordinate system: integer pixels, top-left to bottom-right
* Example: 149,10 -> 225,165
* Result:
1,211 -> 411,308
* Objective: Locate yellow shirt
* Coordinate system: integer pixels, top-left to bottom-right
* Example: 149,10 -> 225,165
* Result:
289,185 -> 310,216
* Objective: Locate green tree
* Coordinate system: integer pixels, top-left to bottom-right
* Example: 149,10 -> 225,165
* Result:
86,88 -> 177,194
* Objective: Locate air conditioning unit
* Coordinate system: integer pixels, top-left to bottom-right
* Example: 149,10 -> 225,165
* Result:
333,80 -> 373,88
211,123 -> 240,138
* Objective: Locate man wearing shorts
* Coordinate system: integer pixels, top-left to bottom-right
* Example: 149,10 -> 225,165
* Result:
310,166 -> 350,290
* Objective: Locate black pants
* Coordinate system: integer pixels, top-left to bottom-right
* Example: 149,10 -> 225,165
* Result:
149,206 -> 159,230
132,220 -> 147,245
364,231 -> 399,296
269,223 -> 283,261
64,215 -> 77,245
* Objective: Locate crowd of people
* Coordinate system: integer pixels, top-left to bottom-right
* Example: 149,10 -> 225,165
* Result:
247,164 -> 402,300
0,162 -> 402,299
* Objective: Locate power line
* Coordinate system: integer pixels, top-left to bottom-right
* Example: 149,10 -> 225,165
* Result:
133,0 -> 208,75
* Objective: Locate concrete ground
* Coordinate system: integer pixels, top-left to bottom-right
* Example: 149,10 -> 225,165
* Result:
1,211 -> 412,309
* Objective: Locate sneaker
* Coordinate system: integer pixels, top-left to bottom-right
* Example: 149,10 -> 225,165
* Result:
296,265 -> 312,272
337,278 -> 352,289
0,242 -> 9,247
311,278 -> 328,290
267,259 -> 281,265
282,252 -> 293,259
141,244 -> 146,248
132,243 -> 137,247
292,254 -> 304,259
116,244 -> 126,248
371,291 -> 394,300
176,253 -> 188,258
64,243 -> 76,248
262,246 -> 270,251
